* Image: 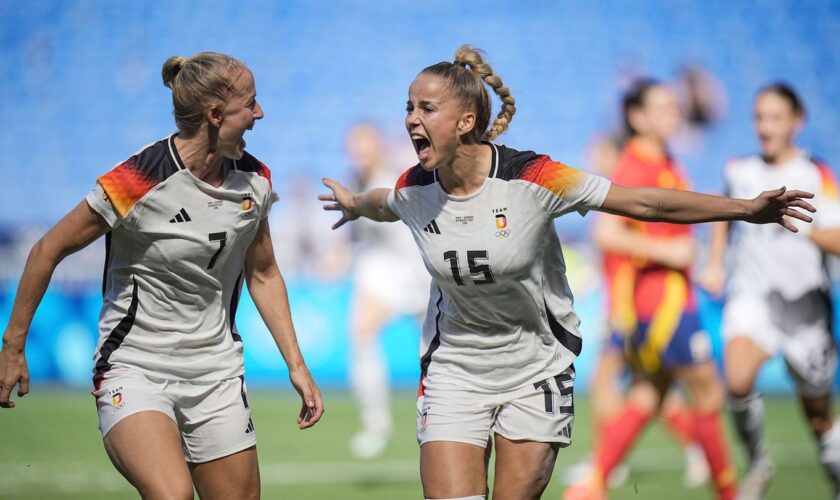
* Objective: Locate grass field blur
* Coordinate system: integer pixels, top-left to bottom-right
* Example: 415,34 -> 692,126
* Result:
0,389 -> 833,499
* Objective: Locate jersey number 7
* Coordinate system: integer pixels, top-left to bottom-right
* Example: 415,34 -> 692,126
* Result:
208,232 -> 227,270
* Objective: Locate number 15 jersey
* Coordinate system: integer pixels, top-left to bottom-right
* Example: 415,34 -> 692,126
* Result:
85,134 -> 275,385
387,143 -> 610,393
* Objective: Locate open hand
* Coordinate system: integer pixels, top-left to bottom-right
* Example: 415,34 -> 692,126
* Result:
318,178 -> 357,230
746,186 -> 815,232
0,341 -> 29,409
289,367 -> 324,430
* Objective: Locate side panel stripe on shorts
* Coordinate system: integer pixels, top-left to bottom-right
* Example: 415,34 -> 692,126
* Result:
420,286 -> 444,376
94,277 -> 139,379
229,272 -> 243,342
545,300 -> 582,356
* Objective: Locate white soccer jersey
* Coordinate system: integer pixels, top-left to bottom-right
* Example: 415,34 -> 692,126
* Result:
723,151 -> 840,299
353,167 -> 419,257
85,134 -> 275,384
387,143 -> 611,393
353,167 -> 429,313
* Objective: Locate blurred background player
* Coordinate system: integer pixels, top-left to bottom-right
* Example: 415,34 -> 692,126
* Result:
701,82 -> 840,499
565,115 -> 710,491
345,123 -> 428,459
566,79 -> 736,500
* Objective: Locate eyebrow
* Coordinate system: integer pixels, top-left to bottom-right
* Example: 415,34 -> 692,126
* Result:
407,99 -> 437,106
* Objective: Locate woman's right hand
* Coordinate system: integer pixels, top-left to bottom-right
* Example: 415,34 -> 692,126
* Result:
0,338 -> 29,408
318,178 -> 359,229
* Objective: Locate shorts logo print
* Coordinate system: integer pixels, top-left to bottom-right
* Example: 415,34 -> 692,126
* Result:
110,392 -> 125,409
419,404 -> 430,433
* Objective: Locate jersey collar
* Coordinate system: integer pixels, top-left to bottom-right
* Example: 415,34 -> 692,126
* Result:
167,133 -> 187,171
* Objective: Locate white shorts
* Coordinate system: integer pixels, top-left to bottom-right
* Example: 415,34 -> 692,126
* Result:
354,250 -> 428,315
416,366 -> 576,448
93,368 -> 257,463
722,290 -> 836,397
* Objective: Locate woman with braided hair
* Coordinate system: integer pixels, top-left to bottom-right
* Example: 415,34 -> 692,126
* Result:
319,45 -> 814,499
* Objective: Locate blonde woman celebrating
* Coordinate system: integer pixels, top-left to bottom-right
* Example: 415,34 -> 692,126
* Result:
320,46 -> 813,499
0,52 -> 324,499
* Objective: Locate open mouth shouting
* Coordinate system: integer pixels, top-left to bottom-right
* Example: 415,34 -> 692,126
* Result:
411,134 -> 431,162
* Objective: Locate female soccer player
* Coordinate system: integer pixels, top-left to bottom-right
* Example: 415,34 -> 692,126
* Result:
344,123 -> 428,459
319,46 -> 814,500
0,52 -> 324,499
567,79 -> 735,500
702,83 -> 840,499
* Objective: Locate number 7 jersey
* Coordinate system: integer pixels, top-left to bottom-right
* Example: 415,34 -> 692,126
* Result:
387,143 -> 610,393
85,134 -> 275,384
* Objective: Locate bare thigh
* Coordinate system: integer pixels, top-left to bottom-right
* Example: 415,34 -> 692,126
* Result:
674,362 -> 725,413
591,349 -> 627,421
103,410 -> 194,500
420,441 -> 487,498
725,336 -> 770,398
492,434 -> 559,500
351,291 -> 393,346
190,446 -> 260,500
626,373 -> 670,415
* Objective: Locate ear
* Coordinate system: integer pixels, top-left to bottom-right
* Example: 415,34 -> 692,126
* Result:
457,109 -> 477,136
206,104 -> 223,128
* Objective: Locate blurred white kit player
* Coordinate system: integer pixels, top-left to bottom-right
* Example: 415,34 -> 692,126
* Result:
346,124 -> 428,459
721,151 -> 840,498
722,152 -> 840,394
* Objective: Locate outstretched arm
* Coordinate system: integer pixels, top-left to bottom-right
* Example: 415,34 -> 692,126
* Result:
244,220 -> 324,429
318,178 -> 399,229
600,184 -> 815,232
0,200 -> 110,408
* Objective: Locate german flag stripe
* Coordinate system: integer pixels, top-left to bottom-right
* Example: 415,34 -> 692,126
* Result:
516,156 -> 584,197
815,162 -> 839,200
97,159 -> 160,218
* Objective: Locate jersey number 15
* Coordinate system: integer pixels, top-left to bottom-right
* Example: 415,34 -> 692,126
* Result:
443,250 -> 496,286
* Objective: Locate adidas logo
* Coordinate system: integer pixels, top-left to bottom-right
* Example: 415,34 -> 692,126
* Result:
245,418 -> 255,434
557,424 -> 571,439
169,208 -> 191,223
423,219 -> 441,235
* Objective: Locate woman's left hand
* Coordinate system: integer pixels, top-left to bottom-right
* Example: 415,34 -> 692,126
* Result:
289,367 -> 324,430
746,186 -> 816,232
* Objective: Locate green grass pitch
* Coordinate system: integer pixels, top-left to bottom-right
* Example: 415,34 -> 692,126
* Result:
0,389 -> 833,499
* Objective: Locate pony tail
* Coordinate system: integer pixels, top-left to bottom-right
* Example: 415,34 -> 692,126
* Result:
454,45 -> 516,140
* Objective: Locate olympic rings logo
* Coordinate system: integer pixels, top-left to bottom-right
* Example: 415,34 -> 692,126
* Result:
495,229 -> 511,238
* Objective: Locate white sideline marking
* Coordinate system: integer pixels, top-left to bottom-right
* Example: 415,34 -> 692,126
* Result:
0,443 -> 823,493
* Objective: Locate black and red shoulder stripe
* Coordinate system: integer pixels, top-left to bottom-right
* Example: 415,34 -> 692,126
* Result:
395,164 -> 435,193
235,151 -> 272,188
98,138 -> 179,218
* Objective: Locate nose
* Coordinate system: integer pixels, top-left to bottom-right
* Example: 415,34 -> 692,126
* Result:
405,110 -> 420,129
254,101 -> 265,120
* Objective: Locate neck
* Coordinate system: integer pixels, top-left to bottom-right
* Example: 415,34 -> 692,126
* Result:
437,142 -> 491,196
174,131 -> 227,187
764,145 -> 799,165
633,135 -> 667,159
